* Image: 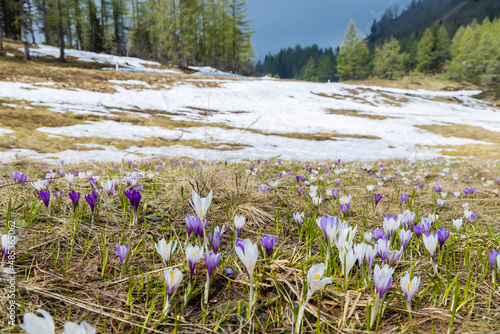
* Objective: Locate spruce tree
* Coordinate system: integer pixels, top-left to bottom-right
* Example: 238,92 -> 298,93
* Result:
337,20 -> 370,80
416,27 -> 437,74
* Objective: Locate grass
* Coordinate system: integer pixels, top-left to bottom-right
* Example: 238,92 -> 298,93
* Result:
1,157 -> 500,333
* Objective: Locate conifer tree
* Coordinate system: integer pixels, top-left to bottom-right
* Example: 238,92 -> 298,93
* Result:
337,20 -> 370,80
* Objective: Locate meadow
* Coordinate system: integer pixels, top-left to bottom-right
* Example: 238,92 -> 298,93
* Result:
1,156 -> 500,333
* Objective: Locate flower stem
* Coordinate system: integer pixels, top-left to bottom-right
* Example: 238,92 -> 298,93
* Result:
295,292 -> 311,334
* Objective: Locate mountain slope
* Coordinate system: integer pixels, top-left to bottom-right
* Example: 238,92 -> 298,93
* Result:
368,0 -> 500,44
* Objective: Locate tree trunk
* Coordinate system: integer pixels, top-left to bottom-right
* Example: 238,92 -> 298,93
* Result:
202,0 -> 206,66
88,0 -> 96,52
0,16 -> 3,52
41,0 -> 49,43
20,0 -> 31,60
211,4 -> 215,68
57,0 -> 65,61
27,0 -> 36,44
65,2 -> 72,48
74,0 -> 82,50
232,0 -> 236,73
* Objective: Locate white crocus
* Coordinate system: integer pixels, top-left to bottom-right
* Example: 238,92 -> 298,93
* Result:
339,195 -> 352,206
62,321 -> 96,334
363,231 -> 373,243
235,238 -> 259,318
190,190 -> 213,245
20,309 -> 55,334
65,173 -> 75,185
31,179 -> 48,191
163,268 -> 184,314
312,196 -> 323,207
400,272 -> 421,312
234,215 -> 246,236
422,233 -> 438,263
155,238 -> 178,267
100,180 -> 115,194
296,263 -> 332,334
383,217 -> 400,237
452,218 -> 463,233
339,247 -> 357,289
367,185 -> 375,192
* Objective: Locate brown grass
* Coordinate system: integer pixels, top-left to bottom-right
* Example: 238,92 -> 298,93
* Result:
326,108 -> 398,120
417,124 -> 500,144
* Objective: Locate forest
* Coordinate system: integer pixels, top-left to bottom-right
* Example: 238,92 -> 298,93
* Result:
0,0 -> 256,74
257,17 -> 500,86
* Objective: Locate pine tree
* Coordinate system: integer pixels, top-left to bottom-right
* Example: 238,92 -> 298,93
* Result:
301,56 -> 318,82
435,25 -> 450,71
317,54 -> 334,82
416,27 -> 437,74
337,20 -> 370,80
373,37 -> 407,79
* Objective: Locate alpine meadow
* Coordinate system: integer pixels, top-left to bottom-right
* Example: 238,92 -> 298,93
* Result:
1,0 -> 500,334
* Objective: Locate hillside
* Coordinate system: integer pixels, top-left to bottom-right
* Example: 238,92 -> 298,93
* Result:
368,0 -> 500,45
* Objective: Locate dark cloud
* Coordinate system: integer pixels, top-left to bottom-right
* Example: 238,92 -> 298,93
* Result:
246,0 -> 412,60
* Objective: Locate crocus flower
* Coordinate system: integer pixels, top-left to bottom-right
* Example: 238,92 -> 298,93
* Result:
55,189 -> 64,200
374,194 -> 382,207
433,185 -> 443,193
365,245 -> 377,276
100,180 -> 115,194
11,172 -> 28,184
312,196 -> 323,207
116,243 -> 130,266
203,250 -> 221,303
190,190 -> 213,245
423,232 -> 438,262
437,199 -> 445,209
155,238 -> 178,267
374,263 -> 394,300
65,173 -> 75,186
384,248 -> 403,267
124,187 -> 141,225
317,215 -> 340,249
372,228 -> 384,241
20,309 -> 55,334
234,215 -> 246,236
400,272 -> 421,312
334,178 -> 341,185
235,238 -> 259,317
39,190 -> 50,214
452,218 -> 463,232
61,320 -> 96,334
186,244 -> 203,285
261,235 -> 277,257
163,268 -> 183,314
339,248 -> 357,288
185,215 -> 204,239
2,234 -> 18,265
399,229 -> 413,249
208,226 -> 225,253
489,251 -> 499,269
293,212 -> 305,226
400,193 -> 409,204
383,217 -> 400,238
296,263 -> 332,334
85,190 -> 98,215
224,268 -> 234,275
436,227 -> 449,250
363,231 -> 373,243
367,185 -> 375,192
68,190 -> 80,213
190,190 -> 213,220
354,243 -> 367,268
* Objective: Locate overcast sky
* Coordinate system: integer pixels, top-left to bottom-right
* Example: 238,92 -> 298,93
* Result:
246,0 -> 412,61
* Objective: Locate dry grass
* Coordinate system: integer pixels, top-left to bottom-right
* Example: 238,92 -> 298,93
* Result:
326,109 -> 398,120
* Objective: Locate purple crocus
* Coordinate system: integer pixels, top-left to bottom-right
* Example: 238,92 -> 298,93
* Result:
317,215 -> 340,245
296,176 -> 306,183
68,190 -> 80,213
400,193 -> 409,204
124,187 -> 142,224
224,268 -> 234,275
297,187 -> 304,196
55,189 -> 64,200
436,227 -> 449,250
208,226 -> 225,253
261,235 -> 277,257
399,229 -> 413,249
489,251 -> 499,269
372,228 -> 385,241
11,172 -> 28,184
85,190 -> 98,214
332,189 -> 340,199
88,177 -> 97,188
418,183 -> 425,190
433,185 -> 443,193
135,184 -> 144,192
116,243 -> 130,266
384,249 -> 403,267
186,215 -> 204,239
374,194 -> 382,208
374,264 -> 394,300
334,178 -> 341,185
39,190 -> 50,214
204,250 -> 221,279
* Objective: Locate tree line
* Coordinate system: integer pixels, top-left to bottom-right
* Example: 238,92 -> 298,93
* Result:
257,17 -> 500,86
0,0 -> 256,74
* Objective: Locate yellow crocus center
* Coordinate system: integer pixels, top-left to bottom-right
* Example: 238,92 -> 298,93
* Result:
407,281 -> 411,291
342,200 -> 345,204
171,272 -> 176,284
315,274 -> 320,280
